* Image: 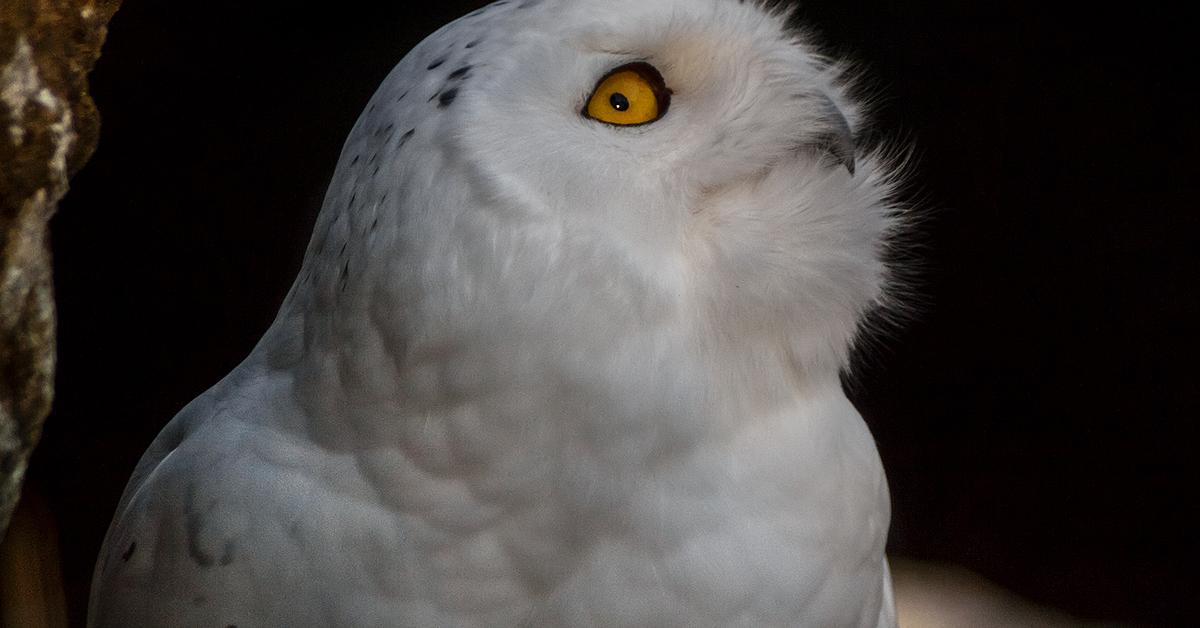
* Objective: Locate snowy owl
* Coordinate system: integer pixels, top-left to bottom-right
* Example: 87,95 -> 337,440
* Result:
90,0 -> 904,625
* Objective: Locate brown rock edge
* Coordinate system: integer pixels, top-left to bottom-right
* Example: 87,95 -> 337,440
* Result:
0,0 -> 121,540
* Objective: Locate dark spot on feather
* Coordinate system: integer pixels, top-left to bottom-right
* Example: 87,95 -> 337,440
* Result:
396,90 -> 408,102
350,154 -> 359,165
372,164 -> 380,176
371,217 -> 379,232
465,39 -> 481,49
399,129 -> 415,146
184,483 -> 215,567
428,57 -> 447,70
339,242 -> 347,257
438,88 -> 459,108
219,540 -> 235,566
448,65 -> 472,80
287,521 -> 303,543
121,541 -> 137,562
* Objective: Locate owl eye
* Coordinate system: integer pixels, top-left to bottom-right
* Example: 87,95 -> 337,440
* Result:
582,62 -> 671,126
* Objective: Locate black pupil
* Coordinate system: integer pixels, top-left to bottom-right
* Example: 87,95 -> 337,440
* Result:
609,92 -> 630,112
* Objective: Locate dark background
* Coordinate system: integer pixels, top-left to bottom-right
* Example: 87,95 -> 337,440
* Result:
26,0 -> 1197,625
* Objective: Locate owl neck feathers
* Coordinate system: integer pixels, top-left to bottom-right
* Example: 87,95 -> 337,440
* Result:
258,152 -> 895,444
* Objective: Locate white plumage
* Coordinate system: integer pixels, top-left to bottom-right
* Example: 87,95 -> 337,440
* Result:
90,0 -> 904,625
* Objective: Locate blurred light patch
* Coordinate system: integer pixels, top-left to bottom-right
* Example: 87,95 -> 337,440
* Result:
891,558 -> 1106,627
0,489 -> 67,628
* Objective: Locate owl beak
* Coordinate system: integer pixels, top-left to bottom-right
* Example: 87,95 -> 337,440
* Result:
813,95 -> 856,176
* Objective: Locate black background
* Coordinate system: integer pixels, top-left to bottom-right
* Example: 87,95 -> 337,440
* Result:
28,1 -> 1197,625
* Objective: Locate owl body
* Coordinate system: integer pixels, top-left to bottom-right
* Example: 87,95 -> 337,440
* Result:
91,1 -> 901,626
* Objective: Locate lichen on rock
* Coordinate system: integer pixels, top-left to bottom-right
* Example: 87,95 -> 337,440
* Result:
0,0 -> 121,540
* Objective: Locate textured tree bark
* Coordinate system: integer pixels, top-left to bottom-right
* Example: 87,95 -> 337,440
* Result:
0,0 -> 120,541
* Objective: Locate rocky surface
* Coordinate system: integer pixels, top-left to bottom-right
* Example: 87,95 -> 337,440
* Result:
0,0 -> 120,540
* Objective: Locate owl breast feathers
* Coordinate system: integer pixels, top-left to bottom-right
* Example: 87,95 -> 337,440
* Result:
90,1 -> 906,626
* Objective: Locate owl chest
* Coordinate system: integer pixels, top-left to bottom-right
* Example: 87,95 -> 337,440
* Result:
351,396 -> 891,625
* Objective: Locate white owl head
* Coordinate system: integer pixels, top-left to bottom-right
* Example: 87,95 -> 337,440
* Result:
282,0 -> 903,408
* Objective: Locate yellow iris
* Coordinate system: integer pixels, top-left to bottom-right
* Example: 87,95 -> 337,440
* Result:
584,63 -> 670,126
